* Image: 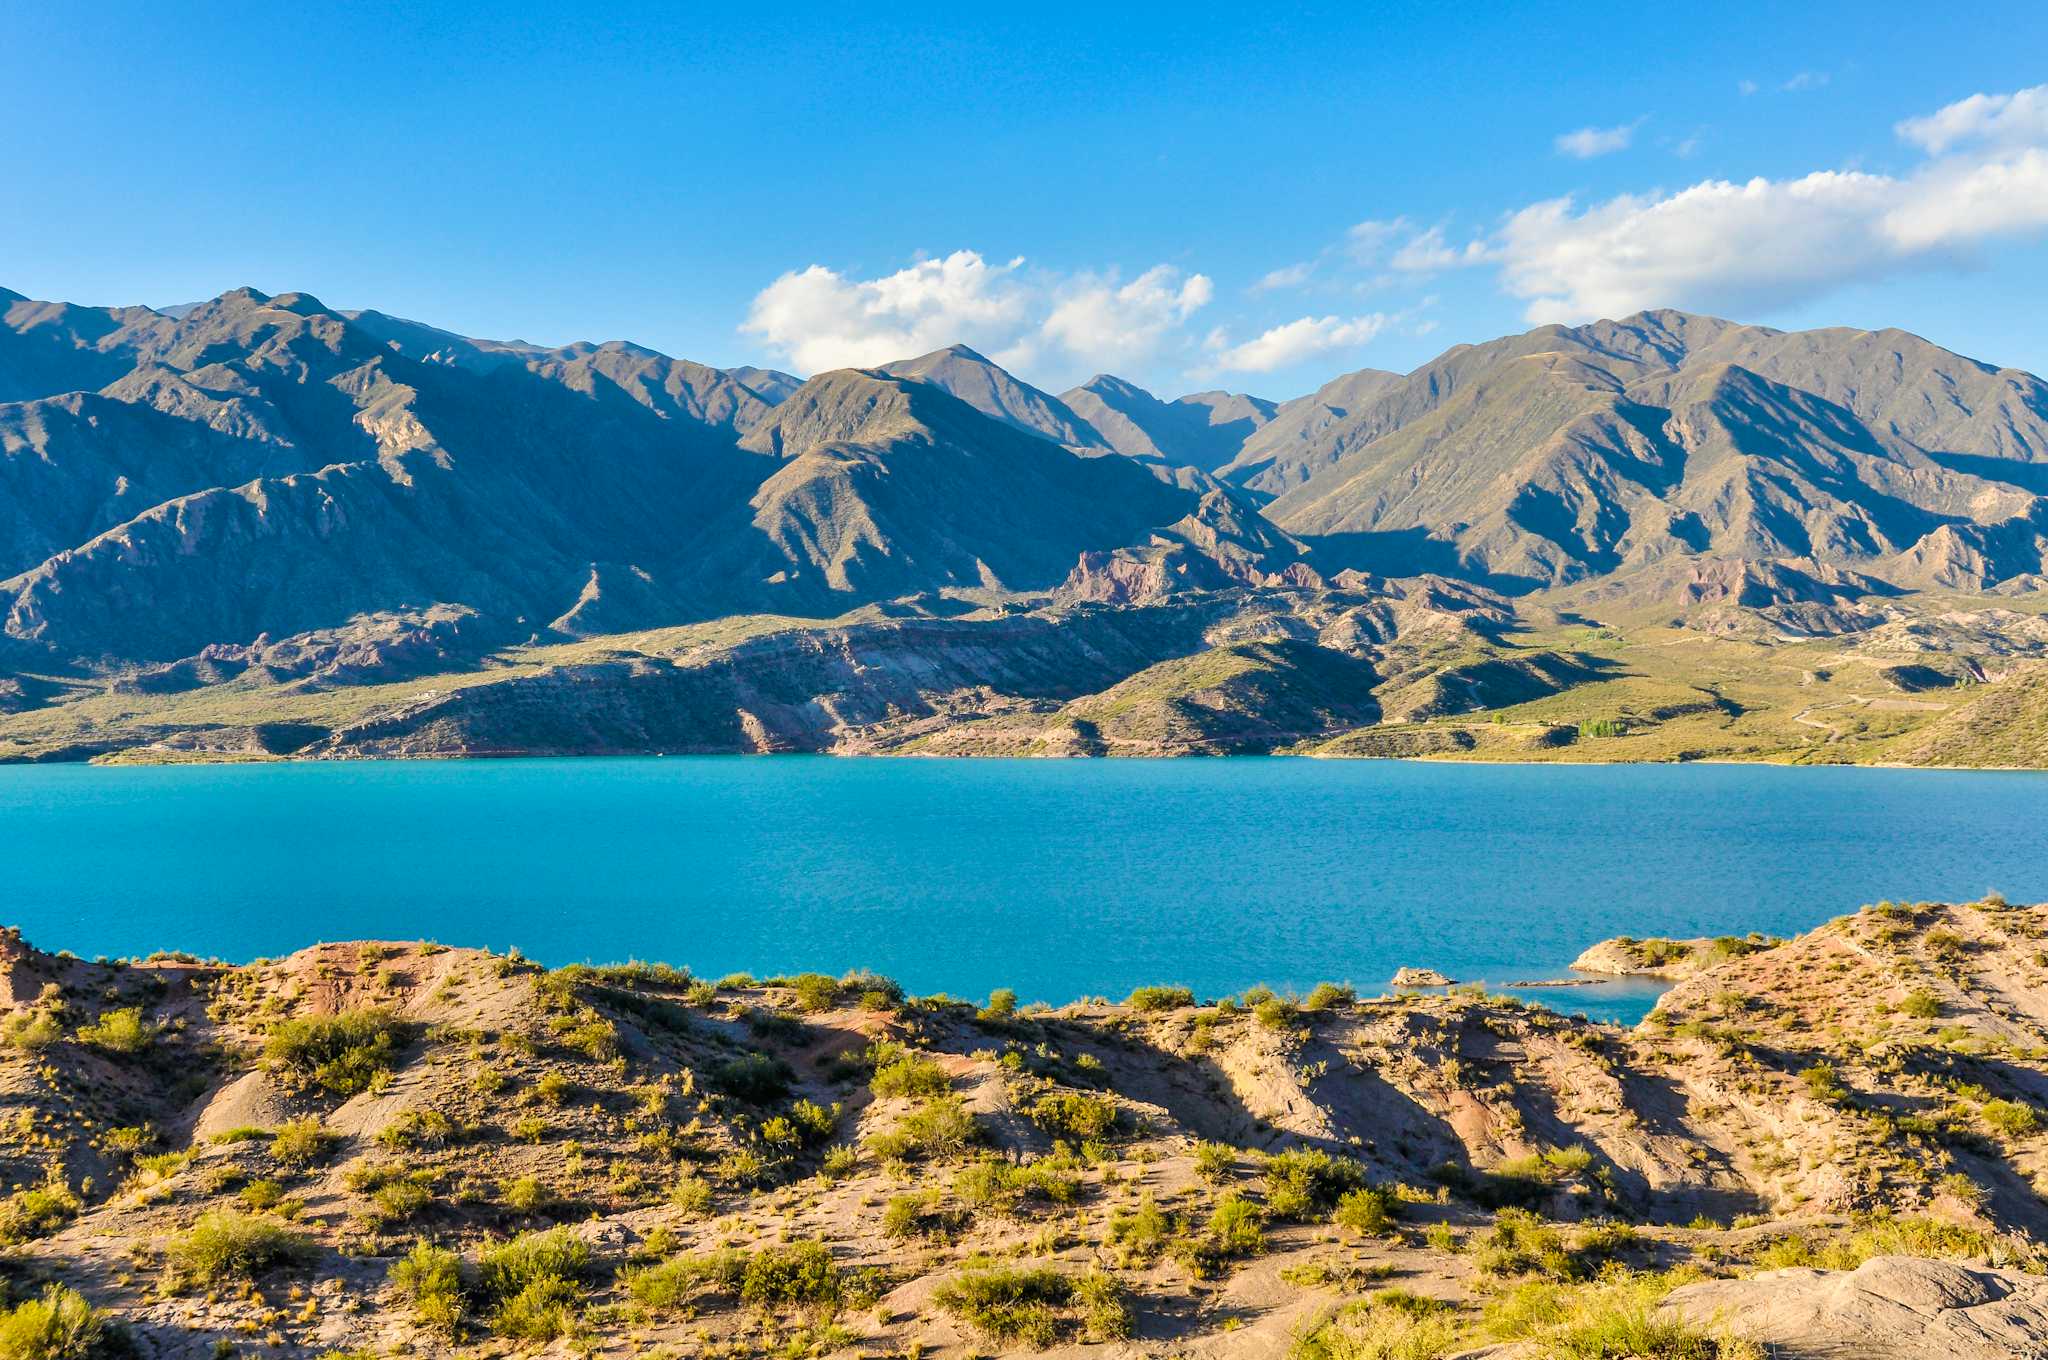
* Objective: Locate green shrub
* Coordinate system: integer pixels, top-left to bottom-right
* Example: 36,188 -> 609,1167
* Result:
670,1173 -> 714,1215
1294,1288 -> 1463,1360
1263,1148 -> 1368,1219
1205,1191 -> 1266,1257
953,1158 -> 1083,1216
740,1240 -> 841,1308
1302,983 -> 1356,1012
377,1109 -> 470,1151
1800,1063 -> 1846,1103
934,1266 -> 1076,1346
714,1148 -> 773,1187
710,1053 -> 794,1104
869,1097 -> 982,1163
979,988 -> 1018,1021
0,1175 -> 81,1245
1749,1213 -> 1991,1271
1,1008 -> 63,1054
559,1016 -> 620,1063
238,1179 -> 285,1212
1981,1098 -> 2040,1138
0,1284 -> 110,1360
389,1241 -> 464,1335
1193,1140 -> 1239,1182
883,1191 -> 960,1241
1901,989 -> 1942,1019
171,1210 -> 310,1284
476,1227 -> 590,1337
1481,1273 -> 1746,1358
1470,1211 -> 1639,1282
1472,1209 -> 1570,1280
499,1175 -> 549,1215
790,973 -> 840,1012
1334,1186 -> 1398,1236
491,1276 -> 580,1341
1030,1092 -> 1121,1141
1543,1145 -> 1594,1176
1923,927 -> 1970,963
1125,985 -> 1195,1012
624,1250 -> 746,1311
1073,1270 -> 1132,1341
269,1117 -> 334,1169
264,1009 -> 410,1096
74,1006 -> 160,1056
870,1053 -> 950,1099
1254,997 -> 1299,1032
1107,1195 -> 1174,1265
787,1099 -> 841,1146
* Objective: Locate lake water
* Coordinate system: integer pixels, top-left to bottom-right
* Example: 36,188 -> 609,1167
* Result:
3,758 -> 2045,1026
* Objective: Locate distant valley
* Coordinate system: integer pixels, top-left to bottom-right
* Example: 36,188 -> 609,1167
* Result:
2,284 -> 2046,765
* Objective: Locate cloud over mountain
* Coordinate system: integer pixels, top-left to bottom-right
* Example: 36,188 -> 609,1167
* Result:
742,251 -> 1211,384
1203,314 -> 1396,373
1499,84 -> 2048,322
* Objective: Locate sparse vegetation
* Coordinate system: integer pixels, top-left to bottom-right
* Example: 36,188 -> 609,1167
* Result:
0,900 -> 2040,1355
264,1009 -> 411,1095
0,1175 -> 81,1245
0,1285 -> 114,1360
73,1006 -> 160,1056
170,1210 -> 311,1285
935,1266 -> 1128,1346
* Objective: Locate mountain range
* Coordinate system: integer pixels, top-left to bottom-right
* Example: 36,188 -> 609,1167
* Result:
2,282 -> 2045,763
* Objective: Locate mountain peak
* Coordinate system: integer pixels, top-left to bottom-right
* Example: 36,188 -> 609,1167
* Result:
269,291 -> 333,317
879,346 -> 1101,447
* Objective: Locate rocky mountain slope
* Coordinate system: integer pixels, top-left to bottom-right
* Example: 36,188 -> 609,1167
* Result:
1058,374 -> 1277,471
1,896 -> 2044,1356
3,283 -> 2046,764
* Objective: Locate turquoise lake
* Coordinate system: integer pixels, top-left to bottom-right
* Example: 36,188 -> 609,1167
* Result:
3,758 -> 2046,1025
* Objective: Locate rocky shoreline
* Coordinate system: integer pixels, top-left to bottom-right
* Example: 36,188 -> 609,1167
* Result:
0,897 -> 2040,1356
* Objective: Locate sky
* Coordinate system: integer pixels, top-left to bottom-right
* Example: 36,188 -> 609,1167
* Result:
4,2 -> 2047,400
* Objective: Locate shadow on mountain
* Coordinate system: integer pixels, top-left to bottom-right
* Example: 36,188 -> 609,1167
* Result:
1925,451 -> 2048,495
1300,530 -> 1544,594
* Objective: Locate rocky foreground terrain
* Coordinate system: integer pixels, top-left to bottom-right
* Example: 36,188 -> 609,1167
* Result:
4,899 -> 2048,1356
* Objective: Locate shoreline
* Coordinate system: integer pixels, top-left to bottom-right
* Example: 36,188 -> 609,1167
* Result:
11,745 -> 2048,773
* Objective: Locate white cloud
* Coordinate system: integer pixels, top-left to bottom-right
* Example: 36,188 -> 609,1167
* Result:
742,252 -> 1211,379
1039,266 -> 1212,369
1897,83 -> 2048,153
743,251 -> 1030,373
1555,121 -> 1640,159
1203,313 -> 1394,373
1388,226 -> 1490,273
1344,218 -> 1409,265
1738,79 -> 1759,96
1494,84 -> 2048,323
1781,71 -> 1829,92
1251,261 -> 1315,293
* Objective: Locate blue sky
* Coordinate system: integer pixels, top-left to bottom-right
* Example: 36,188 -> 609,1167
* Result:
5,2 -> 2046,398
